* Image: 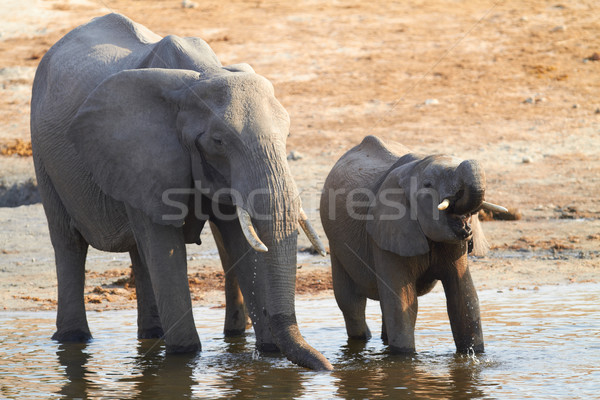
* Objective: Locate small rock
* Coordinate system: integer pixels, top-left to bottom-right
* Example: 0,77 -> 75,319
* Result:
550,25 -> 566,33
523,96 -> 545,104
587,52 -> 600,61
287,150 -> 303,161
522,156 -> 532,164
424,98 -> 439,106
181,0 -> 198,8
572,104 -> 579,109
595,108 -> 600,114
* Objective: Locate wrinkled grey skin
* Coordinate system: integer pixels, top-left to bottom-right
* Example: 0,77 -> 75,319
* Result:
320,135 -> 487,354
31,13 -> 331,370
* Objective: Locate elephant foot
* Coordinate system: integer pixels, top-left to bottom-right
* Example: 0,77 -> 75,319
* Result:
224,328 -> 246,337
138,326 -> 164,339
348,332 -> 371,341
52,329 -> 92,343
457,342 -> 484,354
346,320 -> 373,340
256,341 -> 280,353
388,344 -> 416,354
165,342 -> 202,354
381,331 -> 388,344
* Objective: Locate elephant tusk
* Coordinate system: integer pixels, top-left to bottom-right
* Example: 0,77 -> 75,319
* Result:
298,209 -> 327,257
438,199 -> 450,211
481,201 -> 509,213
236,207 -> 268,253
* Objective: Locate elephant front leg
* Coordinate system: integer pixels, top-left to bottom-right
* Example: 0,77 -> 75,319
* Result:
126,205 -> 200,354
441,253 -> 484,353
130,247 -> 164,339
375,250 -> 419,353
379,282 -> 418,353
223,273 -> 248,336
209,219 -> 276,351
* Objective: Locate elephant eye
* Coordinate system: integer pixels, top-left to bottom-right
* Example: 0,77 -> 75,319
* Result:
423,181 -> 433,188
213,137 -> 224,146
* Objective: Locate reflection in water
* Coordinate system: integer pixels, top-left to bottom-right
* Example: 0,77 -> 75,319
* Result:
0,283 -> 598,399
56,339 -> 200,399
128,341 -> 198,399
56,343 -> 92,399
334,349 -> 488,399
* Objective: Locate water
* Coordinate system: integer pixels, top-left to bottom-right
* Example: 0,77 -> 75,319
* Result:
1,283 -> 599,399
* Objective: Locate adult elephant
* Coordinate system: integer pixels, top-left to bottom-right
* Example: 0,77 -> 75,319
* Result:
31,13 -> 331,370
320,135 -> 506,354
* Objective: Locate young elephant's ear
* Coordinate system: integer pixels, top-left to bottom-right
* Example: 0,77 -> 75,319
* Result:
366,162 -> 429,257
67,68 -> 201,227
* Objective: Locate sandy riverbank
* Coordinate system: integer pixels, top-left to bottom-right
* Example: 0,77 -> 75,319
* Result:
0,0 -> 598,312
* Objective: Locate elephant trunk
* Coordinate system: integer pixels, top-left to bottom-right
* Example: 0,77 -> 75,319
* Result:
262,235 -> 333,370
453,160 -> 485,216
235,144 -> 332,371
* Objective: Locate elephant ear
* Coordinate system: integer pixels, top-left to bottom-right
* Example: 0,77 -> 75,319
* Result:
366,161 -> 430,257
66,68 -> 202,227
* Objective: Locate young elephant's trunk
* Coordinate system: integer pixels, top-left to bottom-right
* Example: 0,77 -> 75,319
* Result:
454,160 -> 485,215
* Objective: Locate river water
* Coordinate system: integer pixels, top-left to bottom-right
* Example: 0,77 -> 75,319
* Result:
1,283 -> 598,399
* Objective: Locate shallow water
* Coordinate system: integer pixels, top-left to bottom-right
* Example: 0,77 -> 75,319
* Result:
1,283 -> 599,399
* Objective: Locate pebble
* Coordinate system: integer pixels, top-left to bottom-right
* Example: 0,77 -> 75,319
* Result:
572,104 -> 579,109
181,0 -> 198,8
550,25 -> 566,32
523,96 -> 546,104
522,156 -> 532,164
424,98 -> 439,106
596,108 -> 600,114
287,150 -> 303,161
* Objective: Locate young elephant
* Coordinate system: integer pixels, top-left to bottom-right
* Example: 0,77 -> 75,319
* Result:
320,135 -> 505,354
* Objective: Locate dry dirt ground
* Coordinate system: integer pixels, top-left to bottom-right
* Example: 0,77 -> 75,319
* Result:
0,0 -> 598,311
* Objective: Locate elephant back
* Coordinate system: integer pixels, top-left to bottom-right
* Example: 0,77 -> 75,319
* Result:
325,135 -> 412,192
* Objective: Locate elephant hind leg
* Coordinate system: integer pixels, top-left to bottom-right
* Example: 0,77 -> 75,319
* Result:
331,251 -> 371,340
34,159 -> 91,342
130,247 -> 164,339
52,237 -> 91,342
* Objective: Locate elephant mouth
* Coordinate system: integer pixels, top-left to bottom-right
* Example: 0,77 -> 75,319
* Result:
448,214 -> 473,240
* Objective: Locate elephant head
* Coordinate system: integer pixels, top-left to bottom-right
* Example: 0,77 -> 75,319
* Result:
66,68 -> 331,370
367,155 -> 500,257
